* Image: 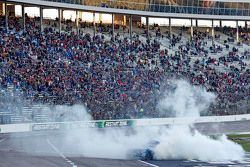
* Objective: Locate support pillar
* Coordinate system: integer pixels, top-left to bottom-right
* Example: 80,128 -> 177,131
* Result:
99,13 -> 102,23
4,0 -> 8,31
123,15 -> 126,26
76,10 -> 79,35
169,18 -> 172,40
62,9 -> 64,22
245,21 -> 248,32
219,20 -> 222,29
93,12 -> 96,37
111,13 -> 114,37
190,18 -> 194,40
22,4 -> 25,32
236,20 -> 239,43
2,2 -> 5,14
246,21 -> 249,38
58,8 -> 61,34
212,19 -> 215,46
40,6 -> 43,32
129,15 -> 132,39
146,16 -> 149,38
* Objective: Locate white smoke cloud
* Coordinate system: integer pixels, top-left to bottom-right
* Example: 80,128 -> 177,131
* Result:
158,80 -> 216,117
63,127 -> 155,159
153,126 -> 244,161
153,80 -> 244,161
52,104 -> 91,122
8,80 -> 244,162
57,80 -> 244,161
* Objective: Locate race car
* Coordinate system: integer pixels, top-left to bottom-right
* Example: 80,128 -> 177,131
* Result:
126,140 -> 160,160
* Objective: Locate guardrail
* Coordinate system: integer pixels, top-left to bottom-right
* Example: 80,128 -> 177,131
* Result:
1,114 -> 250,134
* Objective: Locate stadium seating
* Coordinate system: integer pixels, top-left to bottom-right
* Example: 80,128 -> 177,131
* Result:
0,15 -> 249,123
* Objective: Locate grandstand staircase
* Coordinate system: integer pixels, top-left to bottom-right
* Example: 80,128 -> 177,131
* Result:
21,103 -> 51,123
4,84 -> 23,124
2,84 -> 51,123
9,114 -> 23,124
32,104 -> 50,123
21,103 -> 33,122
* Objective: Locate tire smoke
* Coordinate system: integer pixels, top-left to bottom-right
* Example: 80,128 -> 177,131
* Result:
7,80 -> 244,161
60,80 -> 244,161
153,80 -> 244,161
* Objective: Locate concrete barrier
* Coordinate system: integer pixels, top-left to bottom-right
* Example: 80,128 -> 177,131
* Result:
0,124 -> 30,133
0,114 -> 250,133
134,114 -> 250,126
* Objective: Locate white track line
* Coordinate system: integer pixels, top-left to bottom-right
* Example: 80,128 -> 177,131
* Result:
138,160 -> 159,167
208,161 -> 235,164
47,139 -> 77,167
0,138 -> 6,143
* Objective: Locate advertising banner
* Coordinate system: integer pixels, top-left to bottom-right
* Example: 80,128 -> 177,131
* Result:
32,123 -> 61,131
104,120 -> 134,128
66,122 -> 99,129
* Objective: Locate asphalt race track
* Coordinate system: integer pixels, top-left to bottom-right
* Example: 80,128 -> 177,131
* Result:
1,121 -> 250,167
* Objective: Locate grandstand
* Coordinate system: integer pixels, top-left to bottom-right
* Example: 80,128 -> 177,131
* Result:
0,0 -> 249,124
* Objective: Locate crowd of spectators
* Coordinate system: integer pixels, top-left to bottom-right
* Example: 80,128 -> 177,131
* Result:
215,25 -> 250,43
0,15 -> 249,121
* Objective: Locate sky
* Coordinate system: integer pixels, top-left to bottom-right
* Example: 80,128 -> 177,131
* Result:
15,6 -> 246,28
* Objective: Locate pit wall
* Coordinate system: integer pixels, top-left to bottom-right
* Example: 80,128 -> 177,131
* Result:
1,114 -> 250,133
